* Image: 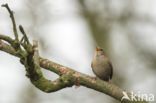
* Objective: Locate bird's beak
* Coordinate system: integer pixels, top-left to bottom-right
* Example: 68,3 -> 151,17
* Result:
95,46 -> 99,53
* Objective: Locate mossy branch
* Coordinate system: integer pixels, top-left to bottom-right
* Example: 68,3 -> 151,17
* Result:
0,3 -> 149,103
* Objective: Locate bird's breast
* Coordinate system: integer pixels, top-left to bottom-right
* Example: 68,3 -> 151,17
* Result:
92,55 -> 112,80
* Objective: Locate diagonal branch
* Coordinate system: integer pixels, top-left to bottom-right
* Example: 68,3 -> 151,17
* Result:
0,40 -> 149,103
0,40 -> 18,56
0,34 -> 14,44
19,25 -> 30,44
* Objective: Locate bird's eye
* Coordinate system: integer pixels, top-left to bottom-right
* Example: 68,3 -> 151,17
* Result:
99,49 -> 103,51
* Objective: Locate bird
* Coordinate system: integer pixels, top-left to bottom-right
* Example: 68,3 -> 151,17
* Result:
91,46 -> 113,81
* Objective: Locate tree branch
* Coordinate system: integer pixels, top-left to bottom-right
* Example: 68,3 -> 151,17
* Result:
2,4 -> 18,41
0,3 -> 149,103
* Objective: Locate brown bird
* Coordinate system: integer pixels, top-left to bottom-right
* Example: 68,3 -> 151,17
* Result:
91,46 -> 113,81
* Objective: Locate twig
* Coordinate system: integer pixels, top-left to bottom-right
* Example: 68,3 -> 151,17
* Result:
0,40 -> 18,56
19,25 -> 30,44
0,34 -> 14,44
1,4 -> 18,41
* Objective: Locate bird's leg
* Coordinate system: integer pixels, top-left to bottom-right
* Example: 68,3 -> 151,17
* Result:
74,78 -> 80,88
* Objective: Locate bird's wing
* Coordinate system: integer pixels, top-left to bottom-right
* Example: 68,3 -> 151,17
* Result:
91,61 -> 93,68
109,61 -> 113,79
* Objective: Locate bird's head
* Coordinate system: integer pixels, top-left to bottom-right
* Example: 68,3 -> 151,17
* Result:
95,46 -> 105,56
